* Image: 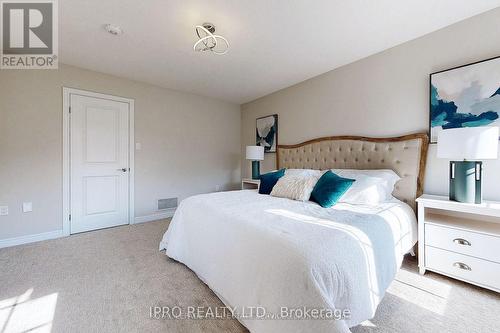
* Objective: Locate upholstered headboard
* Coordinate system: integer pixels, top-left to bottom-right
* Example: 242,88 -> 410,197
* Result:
277,133 -> 429,210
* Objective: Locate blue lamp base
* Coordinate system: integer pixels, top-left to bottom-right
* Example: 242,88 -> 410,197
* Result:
251,161 -> 260,180
449,161 -> 482,204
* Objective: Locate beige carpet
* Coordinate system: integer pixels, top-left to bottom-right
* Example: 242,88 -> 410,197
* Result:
0,220 -> 498,333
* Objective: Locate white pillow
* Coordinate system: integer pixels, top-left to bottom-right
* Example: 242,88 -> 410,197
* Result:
332,169 -> 401,205
285,169 -> 323,178
270,172 -> 321,201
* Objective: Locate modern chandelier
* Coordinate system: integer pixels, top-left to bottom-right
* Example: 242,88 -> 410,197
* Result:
193,23 -> 229,55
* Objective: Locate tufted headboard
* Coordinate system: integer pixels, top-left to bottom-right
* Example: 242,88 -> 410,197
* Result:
277,133 -> 429,211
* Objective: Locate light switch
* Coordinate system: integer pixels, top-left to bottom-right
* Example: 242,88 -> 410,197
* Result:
0,206 -> 8,216
135,142 -> 142,150
23,202 -> 32,213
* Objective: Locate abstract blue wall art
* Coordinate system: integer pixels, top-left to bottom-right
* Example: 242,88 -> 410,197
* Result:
256,114 -> 278,153
430,56 -> 500,143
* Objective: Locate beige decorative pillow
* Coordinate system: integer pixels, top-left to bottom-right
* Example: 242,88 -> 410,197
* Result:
270,174 -> 319,201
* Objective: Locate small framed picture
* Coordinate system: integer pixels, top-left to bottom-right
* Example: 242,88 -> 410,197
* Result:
256,114 -> 278,153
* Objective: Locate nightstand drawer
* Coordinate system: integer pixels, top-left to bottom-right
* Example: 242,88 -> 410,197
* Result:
425,246 -> 500,291
425,223 -> 500,263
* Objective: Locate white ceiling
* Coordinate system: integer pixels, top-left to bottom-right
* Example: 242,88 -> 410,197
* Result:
60,0 -> 500,104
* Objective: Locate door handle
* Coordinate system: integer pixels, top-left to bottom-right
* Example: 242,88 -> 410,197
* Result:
117,168 -> 128,172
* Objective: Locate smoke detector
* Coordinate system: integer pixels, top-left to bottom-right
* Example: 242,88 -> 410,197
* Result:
104,24 -> 123,35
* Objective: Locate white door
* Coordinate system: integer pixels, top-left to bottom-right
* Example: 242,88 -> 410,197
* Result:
70,94 -> 130,234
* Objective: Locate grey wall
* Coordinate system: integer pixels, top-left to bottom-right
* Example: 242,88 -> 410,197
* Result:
242,8 -> 500,201
0,64 -> 241,240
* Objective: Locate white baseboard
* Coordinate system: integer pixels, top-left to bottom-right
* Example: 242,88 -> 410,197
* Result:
0,211 -> 175,249
133,209 -> 176,224
0,229 -> 64,249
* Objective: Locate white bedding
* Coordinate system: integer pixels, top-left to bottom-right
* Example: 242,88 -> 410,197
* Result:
160,190 -> 417,333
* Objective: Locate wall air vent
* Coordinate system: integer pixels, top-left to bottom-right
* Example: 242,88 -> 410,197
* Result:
158,198 -> 178,210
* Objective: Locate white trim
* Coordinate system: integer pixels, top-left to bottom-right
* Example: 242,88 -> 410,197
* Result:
0,230 -> 63,249
63,87 -> 136,104
133,209 -> 176,224
128,99 -> 135,226
62,88 -> 70,236
62,87 -> 135,235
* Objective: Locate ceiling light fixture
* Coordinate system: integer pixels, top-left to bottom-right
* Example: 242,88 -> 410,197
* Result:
104,24 -> 123,36
193,23 -> 229,55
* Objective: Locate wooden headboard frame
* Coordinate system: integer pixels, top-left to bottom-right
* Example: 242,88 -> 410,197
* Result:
276,133 -> 429,210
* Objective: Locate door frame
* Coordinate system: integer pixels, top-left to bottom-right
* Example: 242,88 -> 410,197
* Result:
62,87 -> 135,236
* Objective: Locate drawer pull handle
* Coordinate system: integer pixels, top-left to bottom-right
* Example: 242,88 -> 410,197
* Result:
453,238 -> 471,246
453,262 -> 471,271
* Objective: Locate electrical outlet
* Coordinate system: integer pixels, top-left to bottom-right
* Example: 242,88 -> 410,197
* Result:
0,206 -> 8,216
215,185 -> 221,192
23,202 -> 33,213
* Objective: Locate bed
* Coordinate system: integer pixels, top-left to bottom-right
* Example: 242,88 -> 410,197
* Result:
160,133 -> 429,333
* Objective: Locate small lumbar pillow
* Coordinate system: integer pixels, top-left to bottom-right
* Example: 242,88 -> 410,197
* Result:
270,172 -> 321,201
258,169 -> 286,195
310,171 -> 355,208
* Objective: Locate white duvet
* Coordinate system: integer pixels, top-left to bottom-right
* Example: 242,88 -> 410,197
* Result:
160,190 -> 417,333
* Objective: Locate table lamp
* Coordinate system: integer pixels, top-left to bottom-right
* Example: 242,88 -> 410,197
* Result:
246,146 -> 264,179
437,127 -> 499,204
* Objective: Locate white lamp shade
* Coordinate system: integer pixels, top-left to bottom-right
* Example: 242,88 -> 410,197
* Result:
246,145 -> 264,160
437,127 -> 499,160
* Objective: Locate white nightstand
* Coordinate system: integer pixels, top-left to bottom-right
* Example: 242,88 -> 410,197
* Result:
416,194 -> 500,292
241,178 -> 260,190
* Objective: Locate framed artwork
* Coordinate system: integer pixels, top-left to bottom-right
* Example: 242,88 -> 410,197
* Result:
430,56 -> 500,143
256,114 -> 278,153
